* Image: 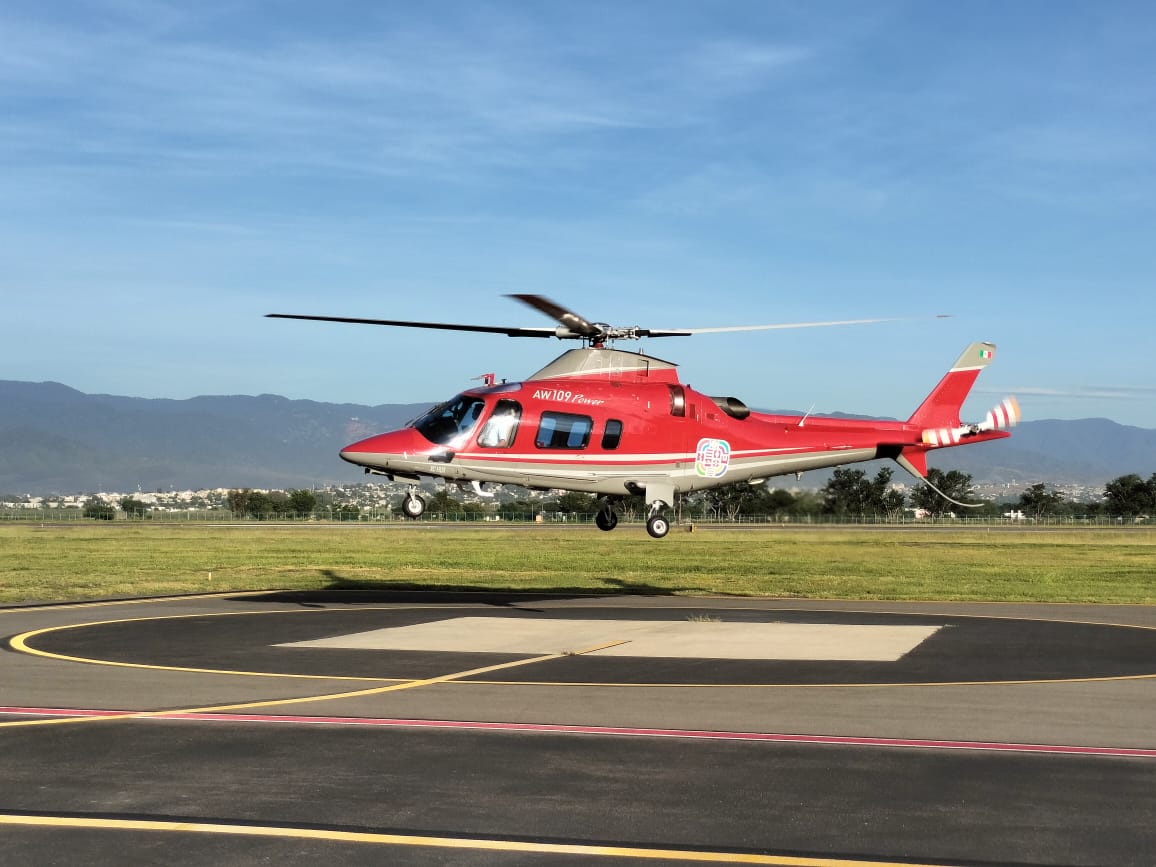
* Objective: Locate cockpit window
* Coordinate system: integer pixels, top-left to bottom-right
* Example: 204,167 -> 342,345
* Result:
414,394 -> 487,446
477,399 -> 522,448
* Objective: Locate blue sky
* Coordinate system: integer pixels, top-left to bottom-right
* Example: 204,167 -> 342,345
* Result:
3,1 -> 1155,427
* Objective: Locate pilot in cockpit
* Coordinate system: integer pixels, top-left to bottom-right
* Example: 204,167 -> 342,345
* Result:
478,404 -> 518,448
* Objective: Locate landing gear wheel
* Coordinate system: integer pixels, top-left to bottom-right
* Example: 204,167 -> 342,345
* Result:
646,514 -> 670,539
401,493 -> 426,519
595,507 -> 618,532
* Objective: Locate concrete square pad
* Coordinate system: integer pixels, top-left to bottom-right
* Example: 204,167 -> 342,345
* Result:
282,618 -> 943,661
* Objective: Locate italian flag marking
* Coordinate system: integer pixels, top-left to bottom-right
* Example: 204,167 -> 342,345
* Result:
979,348 -> 993,359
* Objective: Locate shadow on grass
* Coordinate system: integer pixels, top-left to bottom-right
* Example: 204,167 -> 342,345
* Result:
226,569 -> 712,608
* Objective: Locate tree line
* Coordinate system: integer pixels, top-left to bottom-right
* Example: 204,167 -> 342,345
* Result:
534,470 -> 1156,522
83,490 -> 359,520
79,471 -> 1155,521
226,488 -> 360,520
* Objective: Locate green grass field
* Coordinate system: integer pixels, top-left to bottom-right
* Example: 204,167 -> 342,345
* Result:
2,523 -> 1154,605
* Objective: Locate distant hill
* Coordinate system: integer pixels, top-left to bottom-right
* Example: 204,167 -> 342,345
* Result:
1,380 -> 1152,494
0,380 -> 428,493
919,418 -> 1156,487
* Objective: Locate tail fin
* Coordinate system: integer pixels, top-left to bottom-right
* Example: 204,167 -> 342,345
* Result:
896,343 -> 1016,487
907,342 -> 997,430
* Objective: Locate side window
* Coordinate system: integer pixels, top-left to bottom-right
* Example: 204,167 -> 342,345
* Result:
601,419 -> 624,450
476,400 -> 522,448
535,412 -> 593,449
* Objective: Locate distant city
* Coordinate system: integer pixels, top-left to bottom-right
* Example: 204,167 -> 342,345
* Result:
0,478 -> 1108,511
1,482 -> 539,516
0,477 -> 1115,525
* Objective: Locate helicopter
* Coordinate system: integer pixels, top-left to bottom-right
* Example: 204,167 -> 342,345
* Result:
268,295 -> 1018,538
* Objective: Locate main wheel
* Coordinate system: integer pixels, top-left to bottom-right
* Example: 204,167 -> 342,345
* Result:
401,493 -> 425,519
645,514 -> 670,539
595,507 -> 618,532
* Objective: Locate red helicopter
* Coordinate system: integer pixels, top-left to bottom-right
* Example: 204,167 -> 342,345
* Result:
269,295 -> 1018,538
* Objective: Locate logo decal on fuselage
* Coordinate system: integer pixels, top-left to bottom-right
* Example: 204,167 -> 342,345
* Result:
695,438 -> 731,478
531,388 -> 606,406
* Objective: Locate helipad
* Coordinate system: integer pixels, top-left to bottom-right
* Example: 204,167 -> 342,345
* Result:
281,617 -> 943,661
4,593 -> 1156,866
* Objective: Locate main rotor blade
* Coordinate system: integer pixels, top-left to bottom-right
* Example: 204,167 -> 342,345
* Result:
269,303 -> 953,342
641,315 -> 952,338
265,313 -> 558,338
506,294 -> 603,339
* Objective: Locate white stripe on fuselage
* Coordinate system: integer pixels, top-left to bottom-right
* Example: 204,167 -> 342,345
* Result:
342,445 -> 882,494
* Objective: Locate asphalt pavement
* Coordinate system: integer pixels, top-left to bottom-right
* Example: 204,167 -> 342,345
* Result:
3,591 -> 1155,865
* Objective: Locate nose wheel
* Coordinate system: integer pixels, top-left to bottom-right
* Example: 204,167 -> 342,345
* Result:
401,490 -> 426,519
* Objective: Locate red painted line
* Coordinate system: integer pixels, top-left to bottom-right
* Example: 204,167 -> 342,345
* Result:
3,706 -> 1154,758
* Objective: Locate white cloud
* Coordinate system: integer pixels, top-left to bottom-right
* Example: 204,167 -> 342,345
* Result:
976,385 -> 1156,401
684,40 -> 811,89
990,125 -> 1150,166
0,11 -> 663,185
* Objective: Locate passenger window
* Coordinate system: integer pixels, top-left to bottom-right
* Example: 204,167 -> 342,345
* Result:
536,412 -> 593,449
601,419 -> 623,450
477,400 -> 522,448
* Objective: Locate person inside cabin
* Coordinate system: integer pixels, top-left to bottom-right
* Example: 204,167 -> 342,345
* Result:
478,402 -> 520,447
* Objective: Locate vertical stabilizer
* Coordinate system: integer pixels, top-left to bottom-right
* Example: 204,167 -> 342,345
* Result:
907,342 -> 996,430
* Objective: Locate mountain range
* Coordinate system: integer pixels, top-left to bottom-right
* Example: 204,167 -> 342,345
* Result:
2,379 -> 1153,494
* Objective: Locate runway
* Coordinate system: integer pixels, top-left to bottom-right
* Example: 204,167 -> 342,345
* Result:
3,591 -> 1155,865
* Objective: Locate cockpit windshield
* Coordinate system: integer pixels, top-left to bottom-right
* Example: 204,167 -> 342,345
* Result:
413,394 -> 487,446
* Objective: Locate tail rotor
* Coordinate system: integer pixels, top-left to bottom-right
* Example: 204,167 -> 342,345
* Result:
921,397 -> 1020,447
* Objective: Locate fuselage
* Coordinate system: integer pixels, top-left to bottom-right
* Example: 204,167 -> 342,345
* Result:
337,347 -> 975,497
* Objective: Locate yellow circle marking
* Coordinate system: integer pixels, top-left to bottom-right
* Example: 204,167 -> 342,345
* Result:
0,641 -> 626,729
0,590 -> 275,614
5,605 -> 483,681
0,813 -> 954,866
7,604 -> 1156,693
460,672 -> 1156,688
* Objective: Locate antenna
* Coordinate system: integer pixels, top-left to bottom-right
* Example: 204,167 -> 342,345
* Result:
895,454 -> 985,509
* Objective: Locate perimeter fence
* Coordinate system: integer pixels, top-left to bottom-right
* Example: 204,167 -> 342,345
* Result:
1,508 -> 1150,527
